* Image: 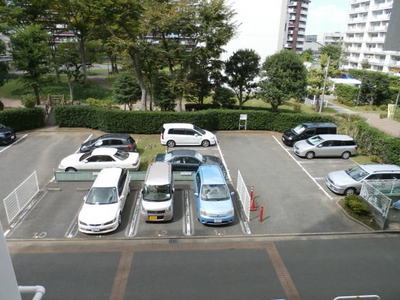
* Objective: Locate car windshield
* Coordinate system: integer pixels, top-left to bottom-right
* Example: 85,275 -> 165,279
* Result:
307,135 -> 322,146
194,126 -> 206,135
143,184 -> 171,201
345,166 -> 369,181
201,184 -> 230,201
292,124 -> 306,135
114,150 -> 129,160
85,187 -> 117,205
79,152 -> 92,161
195,152 -> 204,162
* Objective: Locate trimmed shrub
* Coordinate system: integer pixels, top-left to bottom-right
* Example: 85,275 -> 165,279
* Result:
335,83 -> 358,106
21,94 -> 36,108
0,108 -> 45,131
55,105 -> 333,134
344,195 -> 370,216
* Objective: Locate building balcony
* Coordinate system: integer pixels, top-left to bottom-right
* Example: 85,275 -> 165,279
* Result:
371,14 -> 391,21
390,61 -> 400,68
368,25 -> 389,32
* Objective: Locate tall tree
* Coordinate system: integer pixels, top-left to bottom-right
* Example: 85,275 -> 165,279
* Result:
112,72 -> 141,110
259,50 -> 307,111
11,25 -> 49,104
0,40 -> 8,87
225,49 -> 260,107
320,44 -> 342,70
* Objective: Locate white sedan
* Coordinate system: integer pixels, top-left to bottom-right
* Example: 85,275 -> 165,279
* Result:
58,147 -> 140,171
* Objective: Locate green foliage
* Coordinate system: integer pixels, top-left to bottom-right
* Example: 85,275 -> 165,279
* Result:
259,50 -> 307,111
335,84 -> 358,106
0,108 -> 45,131
300,49 -> 313,62
112,72 -> 140,109
0,40 -> 8,87
86,98 -> 115,108
0,101 -> 3,111
320,44 -> 342,69
344,195 -> 370,216
55,105 -> 333,133
212,86 -> 236,107
152,73 -> 177,111
21,94 -> 36,108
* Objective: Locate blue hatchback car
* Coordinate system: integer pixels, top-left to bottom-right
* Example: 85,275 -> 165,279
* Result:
194,165 -> 234,225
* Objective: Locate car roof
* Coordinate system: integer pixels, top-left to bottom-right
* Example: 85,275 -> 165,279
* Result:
360,164 -> 400,173
198,165 -> 225,185
93,168 -> 123,188
315,134 -> 354,141
98,133 -> 131,140
145,162 -> 172,186
168,149 -> 198,157
163,123 -> 194,129
91,147 -> 118,156
303,123 -> 337,128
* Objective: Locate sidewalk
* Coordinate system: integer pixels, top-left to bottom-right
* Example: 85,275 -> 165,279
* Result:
326,101 -> 400,138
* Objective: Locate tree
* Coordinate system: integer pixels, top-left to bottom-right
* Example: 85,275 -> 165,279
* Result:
361,59 -> 371,70
112,72 -> 141,110
320,44 -> 342,69
212,86 -> 236,107
225,49 -> 260,107
11,25 -> 49,104
0,40 -> 8,87
307,67 -> 332,112
259,50 -> 307,111
300,49 -> 313,62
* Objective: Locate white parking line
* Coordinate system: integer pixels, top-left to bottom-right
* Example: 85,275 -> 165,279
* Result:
126,191 -> 141,237
216,141 -> 232,182
272,136 -> 333,200
3,229 -> 10,237
183,190 -> 194,236
0,134 -> 28,154
74,133 -> 93,153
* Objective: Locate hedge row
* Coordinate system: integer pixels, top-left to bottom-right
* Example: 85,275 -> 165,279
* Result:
0,108 -> 45,131
339,120 -> 400,165
54,105 -> 333,133
185,103 -> 272,111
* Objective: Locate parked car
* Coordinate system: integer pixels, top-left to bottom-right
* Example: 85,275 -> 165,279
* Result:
194,165 -> 234,225
79,133 -> 137,153
155,149 -> 225,173
160,123 -> 217,147
293,134 -> 357,159
282,123 -> 337,146
325,164 -> 400,195
141,162 -> 174,222
78,168 -> 130,234
0,124 -> 16,145
58,148 -> 140,171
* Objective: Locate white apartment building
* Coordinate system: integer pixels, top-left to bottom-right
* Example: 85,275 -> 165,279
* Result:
284,0 -> 311,52
343,0 -> 400,75
320,32 -> 344,46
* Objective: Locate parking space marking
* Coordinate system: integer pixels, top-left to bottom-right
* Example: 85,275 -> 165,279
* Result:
216,141 -> 232,182
74,133 -> 93,153
183,190 -> 194,236
64,203 -> 82,238
313,177 -> 325,181
0,134 -> 28,154
126,191 -> 141,237
3,229 -> 10,237
272,136 -> 333,200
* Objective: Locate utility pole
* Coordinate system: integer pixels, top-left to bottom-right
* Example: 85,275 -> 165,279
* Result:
319,56 -> 330,113
356,80 -> 362,106
395,89 -> 400,114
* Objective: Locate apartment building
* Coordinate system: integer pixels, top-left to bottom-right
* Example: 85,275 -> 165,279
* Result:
320,32 -> 344,46
343,0 -> 400,75
284,0 -> 311,52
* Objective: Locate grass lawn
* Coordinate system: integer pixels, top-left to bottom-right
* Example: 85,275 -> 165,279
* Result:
352,155 -> 376,165
329,98 -> 386,115
135,134 -> 165,171
87,68 -> 109,75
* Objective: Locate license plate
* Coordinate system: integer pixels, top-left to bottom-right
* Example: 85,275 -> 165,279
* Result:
214,219 -> 222,223
92,228 -> 100,232
149,215 -> 158,221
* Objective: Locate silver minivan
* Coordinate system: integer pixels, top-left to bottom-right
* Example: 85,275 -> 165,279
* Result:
141,162 -> 174,221
293,134 -> 357,159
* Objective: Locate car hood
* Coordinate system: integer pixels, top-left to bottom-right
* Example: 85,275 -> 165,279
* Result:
294,140 -> 313,150
204,130 -> 216,140
155,154 -> 165,162
79,203 -> 119,224
283,130 -> 296,138
199,198 -> 233,215
142,199 -> 173,210
58,154 -> 82,169
327,170 -> 359,186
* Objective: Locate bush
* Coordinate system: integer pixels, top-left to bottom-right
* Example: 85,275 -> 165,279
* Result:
55,105 -> 333,133
344,195 -> 370,216
21,94 -> 36,108
0,108 -> 45,131
335,83 -> 358,106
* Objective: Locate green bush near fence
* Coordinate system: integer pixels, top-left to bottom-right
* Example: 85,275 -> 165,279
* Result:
54,105 -> 333,133
0,108 -> 45,131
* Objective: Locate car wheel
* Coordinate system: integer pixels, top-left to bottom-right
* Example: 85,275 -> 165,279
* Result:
344,188 -> 356,196
342,151 -> 351,159
65,167 -> 77,172
166,140 -> 176,148
201,140 -> 210,147
306,151 -> 315,159
118,213 -> 122,225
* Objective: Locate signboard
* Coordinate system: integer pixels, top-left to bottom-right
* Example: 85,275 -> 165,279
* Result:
240,114 -> 248,120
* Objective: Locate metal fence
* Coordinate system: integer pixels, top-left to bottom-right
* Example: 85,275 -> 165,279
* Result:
360,180 -> 394,229
236,170 -> 251,222
3,171 -> 39,224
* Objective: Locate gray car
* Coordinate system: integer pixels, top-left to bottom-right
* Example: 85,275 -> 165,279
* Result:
325,164 -> 400,195
293,134 -> 357,159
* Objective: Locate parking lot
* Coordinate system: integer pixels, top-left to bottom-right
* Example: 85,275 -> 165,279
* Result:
1,129 -> 367,241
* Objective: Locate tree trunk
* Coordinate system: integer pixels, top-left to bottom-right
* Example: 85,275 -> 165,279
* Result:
67,80 -> 74,101
129,49 -> 148,111
33,84 -> 40,105
79,37 -> 87,81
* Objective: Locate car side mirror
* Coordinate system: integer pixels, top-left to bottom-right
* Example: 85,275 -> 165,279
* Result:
230,191 -> 235,196
317,144 -> 323,148
194,192 -> 199,196
194,134 -> 200,137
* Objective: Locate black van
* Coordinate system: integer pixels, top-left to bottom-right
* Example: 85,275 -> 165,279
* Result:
0,124 -> 16,145
282,123 -> 337,146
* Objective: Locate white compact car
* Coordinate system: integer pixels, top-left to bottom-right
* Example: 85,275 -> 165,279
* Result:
160,123 -> 217,147
58,147 -> 140,171
78,168 -> 130,234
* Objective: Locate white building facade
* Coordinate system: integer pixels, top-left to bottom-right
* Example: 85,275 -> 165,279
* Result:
343,0 -> 400,75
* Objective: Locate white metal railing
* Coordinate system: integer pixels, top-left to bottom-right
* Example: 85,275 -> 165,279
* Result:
334,295 -> 380,300
236,170 -> 250,222
3,171 -> 39,224
19,286 -> 46,300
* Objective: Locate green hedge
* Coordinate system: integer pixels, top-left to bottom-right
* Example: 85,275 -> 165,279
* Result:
55,105 -> 333,133
0,108 -> 45,131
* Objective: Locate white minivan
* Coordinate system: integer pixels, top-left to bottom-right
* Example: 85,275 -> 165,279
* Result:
141,162 -> 174,221
160,123 -> 217,147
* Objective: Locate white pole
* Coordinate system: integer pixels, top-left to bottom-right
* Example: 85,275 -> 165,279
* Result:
319,56 -> 330,113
